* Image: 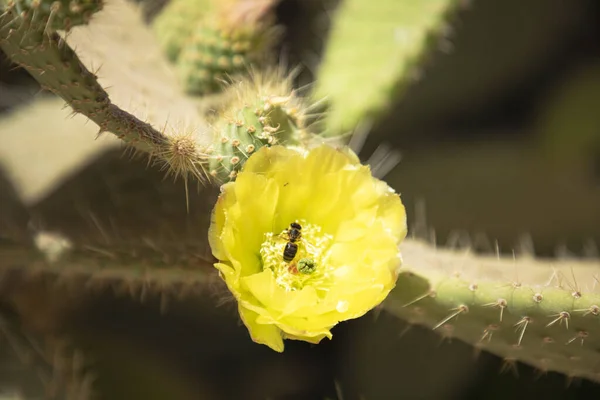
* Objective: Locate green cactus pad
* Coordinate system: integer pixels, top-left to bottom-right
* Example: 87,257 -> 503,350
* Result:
177,25 -> 249,94
5,0 -> 103,31
151,0 -> 213,62
385,240 -> 600,383
313,0 -> 460,135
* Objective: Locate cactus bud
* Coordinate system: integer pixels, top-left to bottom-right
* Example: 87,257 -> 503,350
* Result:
206,68 -> 311,183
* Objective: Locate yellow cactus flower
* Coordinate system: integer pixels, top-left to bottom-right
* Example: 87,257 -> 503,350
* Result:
208,144 -> 407,352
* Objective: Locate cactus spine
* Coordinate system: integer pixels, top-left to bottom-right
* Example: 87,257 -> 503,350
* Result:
384,240 -> 600,382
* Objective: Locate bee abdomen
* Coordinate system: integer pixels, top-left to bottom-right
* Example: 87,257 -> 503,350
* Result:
283,242 -> 298,262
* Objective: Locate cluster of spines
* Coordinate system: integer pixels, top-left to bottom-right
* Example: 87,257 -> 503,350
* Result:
148,66 -> 314,189
2,0 -> 104,31
206,90 -> 306,183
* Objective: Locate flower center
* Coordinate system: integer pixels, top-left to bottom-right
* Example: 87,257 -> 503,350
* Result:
260,220 -> 334,291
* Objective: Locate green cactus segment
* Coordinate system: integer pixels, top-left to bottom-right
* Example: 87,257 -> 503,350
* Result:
0,10 -> 173,155
207,91 -> 306,183
1,239 -> 214,299
151,0 -> 213,62
4,0 -> 103,31
385,240 -> 600,382
177,1 -> 278,96
313,0 -> 460,135
178,25 -> 251,94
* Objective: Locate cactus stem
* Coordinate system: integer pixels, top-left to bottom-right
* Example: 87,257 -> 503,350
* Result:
1,9 -> 216,186
0,12 -> 168,152
386,239 -> 600,382
0,239 -> 215,304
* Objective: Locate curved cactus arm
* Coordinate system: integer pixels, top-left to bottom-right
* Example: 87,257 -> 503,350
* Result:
0,3 -> 216,185
385,239 -> 600,383
0,9 -> 170,154
313,0 -> 461,135
0,237 -> 215,303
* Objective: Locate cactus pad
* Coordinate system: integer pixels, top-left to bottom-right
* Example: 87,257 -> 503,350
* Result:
176,0 -> 280,95
313,0 -> 460,134
385,240 -> 600,382
151,0 -> 212,62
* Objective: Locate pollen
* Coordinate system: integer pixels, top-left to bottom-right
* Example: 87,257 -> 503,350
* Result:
259,221 -> 334,292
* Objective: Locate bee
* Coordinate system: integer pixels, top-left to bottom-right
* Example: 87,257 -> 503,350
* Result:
282,222 -> 302,262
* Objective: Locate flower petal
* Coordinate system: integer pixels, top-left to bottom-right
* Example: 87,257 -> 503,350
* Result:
238,306 -> 284,352
208,182 -> 236,261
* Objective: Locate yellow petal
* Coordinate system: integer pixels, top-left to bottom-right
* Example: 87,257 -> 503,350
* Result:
238,306 -> 284,352
376,186 -> 407,242
241,269 -> 320,316
283,332 -> 330,345
220,173 -> 279,276
208,182 -> 236,261
256,313 -> 334,340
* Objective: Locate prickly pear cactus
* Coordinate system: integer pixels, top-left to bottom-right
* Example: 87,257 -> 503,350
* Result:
176,0 -> 280,95
385,240 -> 600,382
2,0 -> 600,392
